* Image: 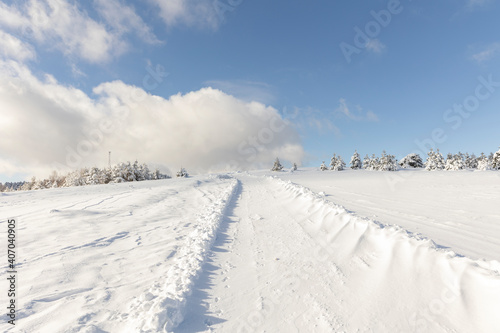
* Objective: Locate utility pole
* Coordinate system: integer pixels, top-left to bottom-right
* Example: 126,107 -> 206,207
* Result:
108,151 -> 111,169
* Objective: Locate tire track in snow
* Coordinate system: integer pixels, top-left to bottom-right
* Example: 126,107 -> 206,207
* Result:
178,175 -> 348,333
125,177 -> 238,332
180,173 -> 500,332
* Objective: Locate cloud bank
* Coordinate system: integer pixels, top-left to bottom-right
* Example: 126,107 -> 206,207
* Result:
0,0 -> 160,64
0,61 -> 304,178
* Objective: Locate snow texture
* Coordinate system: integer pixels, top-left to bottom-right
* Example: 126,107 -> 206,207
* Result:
1,169 -> 500,332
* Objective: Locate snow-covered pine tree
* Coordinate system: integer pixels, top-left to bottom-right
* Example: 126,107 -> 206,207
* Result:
176,168 -> 188,178
368,154 -> 380,171
399,153 -> 424,168
271,158 -> 284,172
477,157 -> 492,171
87,167 -> 102,185
152,168 -> 159,180
350,150 -> 362,170
48,171 -> 66,188
1,182 -> 25,192
445,153 -> 465,171
20,177 -> 36,191
320,161 -> 328,171
110,163 -> 126,183
330,154 -> 338,170
124,162 -> 136,182
378,151 -> 398,171
293,163 -> 298,171
363,154 -> 371,170
140,163 -> 151,181
132,160 -> 145,181
444,153 -> 454,171
455,153 -> 465,170
332,155 -> 346,171
464,153 -> 478,169
492,147 -> 500,170
152,168 -> 163,180
31,178 -> 49,190
425,149 -> 445,171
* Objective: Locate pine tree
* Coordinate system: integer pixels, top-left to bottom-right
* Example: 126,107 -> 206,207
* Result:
350,150 -> 362,169
124,162 -> 136,182
363,154 -> 371,170
331,155 -> 346,171
445,153 -> 465,170
271,158 -> 284,172
320,161 -> 328,171
20,177 -> 36,191
330,154 -> 338,170
378,151 -> 398,171
477,158 -> 492,171
368,154 -> 380,171
492,147 -> 500,170
176,167 -> 188,178
464,153 -> 478,169
425,149 -> 445,171
140,163 -> 151,180
87,167 -> 102,185
292,163 -> 298,171
399,153 -> 424,168
477,152 -> 493,170
152,168 -> 162,180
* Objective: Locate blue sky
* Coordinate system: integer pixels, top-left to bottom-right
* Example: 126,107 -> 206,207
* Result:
1,0 -> 500,181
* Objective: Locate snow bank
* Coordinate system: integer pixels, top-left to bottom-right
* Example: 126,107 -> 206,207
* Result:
127,177 -> 238,332
272,168 -> 500,263
265,175 -> 500,332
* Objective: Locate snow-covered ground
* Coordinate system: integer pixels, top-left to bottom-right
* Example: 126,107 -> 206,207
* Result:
273,168 -> 500,263
1,169 -> 499,332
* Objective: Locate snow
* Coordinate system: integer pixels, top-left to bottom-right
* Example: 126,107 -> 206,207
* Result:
1,169 -> 500,332
274,168 -> 500,264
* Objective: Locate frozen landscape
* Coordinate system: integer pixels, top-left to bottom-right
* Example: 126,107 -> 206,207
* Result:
2,1 -> 500,332
1,169 -> 499,333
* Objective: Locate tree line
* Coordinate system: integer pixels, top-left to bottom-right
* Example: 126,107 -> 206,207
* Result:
0,161 -> 170,192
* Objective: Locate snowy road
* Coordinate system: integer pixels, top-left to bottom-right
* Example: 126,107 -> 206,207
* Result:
178,174 -> 500,333
1,171 -> 500,332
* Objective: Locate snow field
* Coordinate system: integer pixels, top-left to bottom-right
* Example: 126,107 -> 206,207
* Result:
1,170 -> 499,332
275,168 -> 500,263
0,176 -> 237,333
126,176 -> 238,332
265,175 -> 500,332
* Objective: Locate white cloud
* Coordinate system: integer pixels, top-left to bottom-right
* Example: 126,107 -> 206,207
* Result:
366,39 -> 385,54
0,0 -> 158,64
0,31 -> 36,62
288,106 -> 342,137
471,42 -> 500,64
94,0 -> 161,45
151,0 -> 220,29
205,80 -> 276,104
0,60 -> 304,178
335,98 -> 379,122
